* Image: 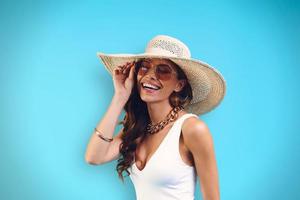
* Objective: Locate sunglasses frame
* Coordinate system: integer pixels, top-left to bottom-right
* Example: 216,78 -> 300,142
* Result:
134,59 -> 178,81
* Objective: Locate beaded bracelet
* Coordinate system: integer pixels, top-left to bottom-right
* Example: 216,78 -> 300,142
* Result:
94,128 -> 113,142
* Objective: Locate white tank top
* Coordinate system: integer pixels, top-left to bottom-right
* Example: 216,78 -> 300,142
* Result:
128,113 -> 198,200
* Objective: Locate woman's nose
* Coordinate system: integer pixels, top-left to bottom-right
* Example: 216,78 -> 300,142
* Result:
145,68 -> 158,79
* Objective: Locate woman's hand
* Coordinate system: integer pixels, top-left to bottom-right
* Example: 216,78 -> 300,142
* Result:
112,61 -> 136,103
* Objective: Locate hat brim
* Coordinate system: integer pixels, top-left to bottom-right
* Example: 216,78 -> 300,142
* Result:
96,52 -> 226,116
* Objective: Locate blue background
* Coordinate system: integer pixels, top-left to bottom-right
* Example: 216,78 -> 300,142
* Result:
1,0 -> 299,199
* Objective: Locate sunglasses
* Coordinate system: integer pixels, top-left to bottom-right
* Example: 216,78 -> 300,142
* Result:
134,60 -> 177,81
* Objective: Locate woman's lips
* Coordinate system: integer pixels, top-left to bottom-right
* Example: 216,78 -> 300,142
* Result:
141,86 -> 160,94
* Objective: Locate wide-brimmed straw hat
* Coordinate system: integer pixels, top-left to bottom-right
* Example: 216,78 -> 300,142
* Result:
97,34 -> 226,116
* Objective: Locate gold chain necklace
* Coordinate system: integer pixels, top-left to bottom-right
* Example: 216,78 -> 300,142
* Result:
146,106 -> 184,135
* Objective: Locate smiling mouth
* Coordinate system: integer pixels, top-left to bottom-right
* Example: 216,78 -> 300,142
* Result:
143,87 -> 159,93
142,83 -> 160,90
140,84 -> 161,93
141,82 -> 161,90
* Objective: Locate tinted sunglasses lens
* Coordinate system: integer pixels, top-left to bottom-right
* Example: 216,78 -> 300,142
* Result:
135,61 -> 150,76
156,65 -> 172,80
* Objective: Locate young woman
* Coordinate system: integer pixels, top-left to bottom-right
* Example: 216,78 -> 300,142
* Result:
85,35 -> 226,200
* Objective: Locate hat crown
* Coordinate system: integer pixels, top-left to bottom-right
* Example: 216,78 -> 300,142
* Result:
145,35 -> 191,58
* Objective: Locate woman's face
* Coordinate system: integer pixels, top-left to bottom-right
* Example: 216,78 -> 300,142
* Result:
136,58 -> 186,103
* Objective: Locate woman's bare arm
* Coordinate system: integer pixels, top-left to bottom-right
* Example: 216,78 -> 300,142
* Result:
85,94 -> 126,165
85,60 -> 135,165
183,118 -> 220,200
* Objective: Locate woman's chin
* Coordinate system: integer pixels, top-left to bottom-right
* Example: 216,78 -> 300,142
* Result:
140,93 -> 160,102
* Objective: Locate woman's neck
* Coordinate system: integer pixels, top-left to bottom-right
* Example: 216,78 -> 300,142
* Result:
146,102 -> 179,124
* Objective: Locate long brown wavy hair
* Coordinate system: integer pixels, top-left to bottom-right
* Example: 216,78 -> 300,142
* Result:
116,58 -> 193,182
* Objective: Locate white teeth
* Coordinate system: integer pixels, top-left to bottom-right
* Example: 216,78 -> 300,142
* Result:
143,83 -> 160,90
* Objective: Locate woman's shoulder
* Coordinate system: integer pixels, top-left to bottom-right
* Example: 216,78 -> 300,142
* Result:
181,113 -> 209,136
181,114 -> 212,153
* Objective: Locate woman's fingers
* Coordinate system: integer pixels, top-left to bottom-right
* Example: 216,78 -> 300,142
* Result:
124,62 -> 133,74
116,61 -> 135,75
114,65 -> 125,75
128,61 -> 136,80
113,61 -> 135,81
